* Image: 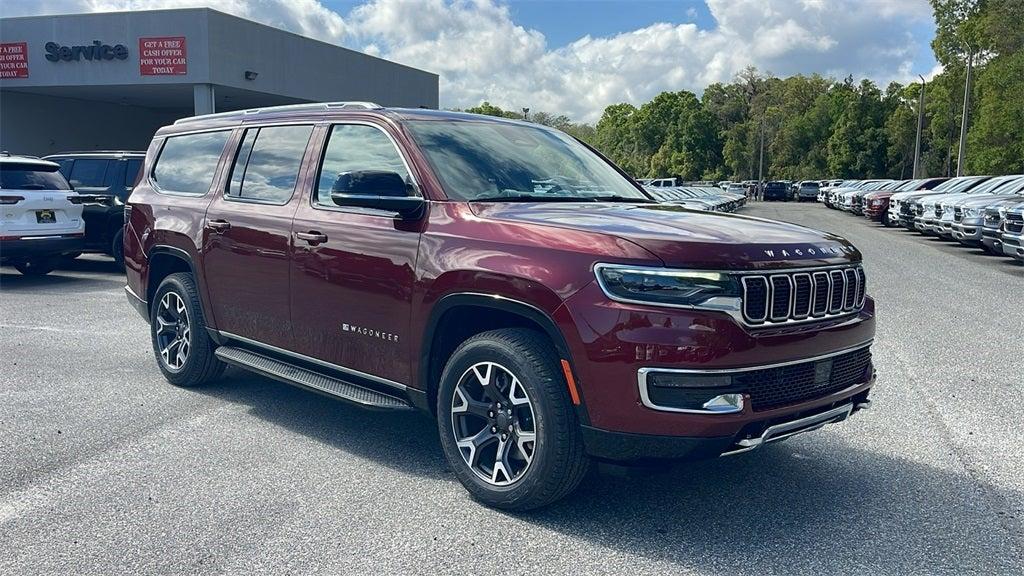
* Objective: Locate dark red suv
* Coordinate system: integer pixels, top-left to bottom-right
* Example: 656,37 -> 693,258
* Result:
125,102 -> 876,510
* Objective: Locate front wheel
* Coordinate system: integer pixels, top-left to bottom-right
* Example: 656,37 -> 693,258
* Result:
436,329 -> 589,511
150,272 -> 224,387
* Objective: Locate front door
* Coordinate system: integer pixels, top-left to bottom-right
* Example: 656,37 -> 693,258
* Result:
202,124 -> 314,350
289,122 -> 422,387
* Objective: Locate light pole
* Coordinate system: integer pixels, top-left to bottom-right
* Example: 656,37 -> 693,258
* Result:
522,107 -> 530,121
913,74 -> 926,178
757,116 -> 765,197
956,49 -> 974,176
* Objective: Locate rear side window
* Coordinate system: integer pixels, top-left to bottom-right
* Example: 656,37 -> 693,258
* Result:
153,130 -> 231,195
69,159 -> 110,188
226,125 -> 312,203
0,163 -> 72,190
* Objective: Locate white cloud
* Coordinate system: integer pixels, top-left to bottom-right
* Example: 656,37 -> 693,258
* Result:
8,0 -> 936,122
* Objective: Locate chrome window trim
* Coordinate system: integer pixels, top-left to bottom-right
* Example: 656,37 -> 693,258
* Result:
637,341 -> 873,414
216,330 -> 407,391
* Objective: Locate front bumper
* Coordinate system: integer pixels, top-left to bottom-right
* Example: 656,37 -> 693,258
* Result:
555,281 -> 876,439
952,221 -> 983,243
0,234 -> 84,260
1001,232 -> 1024,260
583,389 -> 872,463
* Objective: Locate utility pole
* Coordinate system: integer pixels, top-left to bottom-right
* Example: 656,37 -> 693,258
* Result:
757,117 -> 765,194
913,75 -> 926,178
956,50 -> 974,176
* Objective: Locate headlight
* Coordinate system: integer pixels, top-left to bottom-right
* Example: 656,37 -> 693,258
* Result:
595,264 -> 742,309
964,207 -> 979,218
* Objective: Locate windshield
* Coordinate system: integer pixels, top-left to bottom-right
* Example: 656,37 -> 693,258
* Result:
0,162 -> 72,190
405,120 -> 650,202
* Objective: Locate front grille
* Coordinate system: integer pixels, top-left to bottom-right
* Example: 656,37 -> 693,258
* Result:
1007,212 -> 1024,234
735,347 -> 873,411
741,265 -> 865,325
913,203 -> 924,216
934,205 -> 944,218
954,206 -> 964,222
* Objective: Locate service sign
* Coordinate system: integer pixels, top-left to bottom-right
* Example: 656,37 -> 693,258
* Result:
139,36 -> 187,75
0,42 -> 29,78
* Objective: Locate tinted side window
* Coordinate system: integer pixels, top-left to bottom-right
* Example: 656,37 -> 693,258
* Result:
153,131 -> 231,195
232,125 -> 312,203
125,159 -> 143,188
55,159 -> 74,177
69,159 -> 110,188
315,124 -> 410,205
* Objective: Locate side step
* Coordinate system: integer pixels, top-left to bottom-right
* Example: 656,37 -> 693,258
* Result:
214,346 -> 413,410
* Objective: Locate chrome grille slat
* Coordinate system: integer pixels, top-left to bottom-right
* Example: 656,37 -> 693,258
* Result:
741,265 -> 866,326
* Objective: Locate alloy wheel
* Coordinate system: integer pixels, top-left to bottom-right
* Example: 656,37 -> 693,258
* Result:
451,361 -> 537,486
155,291 -> 191,371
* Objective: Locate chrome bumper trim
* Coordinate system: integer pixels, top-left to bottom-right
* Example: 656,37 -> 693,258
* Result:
720,402 -> 854,456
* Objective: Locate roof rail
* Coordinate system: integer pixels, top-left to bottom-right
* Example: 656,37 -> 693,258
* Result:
174,101 -> 384,125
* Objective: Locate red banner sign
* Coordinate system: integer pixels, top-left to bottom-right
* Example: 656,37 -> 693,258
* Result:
0,42 -> 29,78
139,36 -> 187,75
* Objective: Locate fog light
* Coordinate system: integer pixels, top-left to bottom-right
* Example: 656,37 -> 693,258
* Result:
702,394 -> 744,412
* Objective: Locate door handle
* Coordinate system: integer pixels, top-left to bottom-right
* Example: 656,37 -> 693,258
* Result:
296,231 -> 328,245
206,219 -> 231,232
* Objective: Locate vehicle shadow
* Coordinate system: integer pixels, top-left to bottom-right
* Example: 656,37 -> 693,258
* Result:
193,369 -> 1022,575
0,256 -> 122,290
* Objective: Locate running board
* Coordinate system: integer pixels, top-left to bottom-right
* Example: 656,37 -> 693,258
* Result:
214,346 -> 413,410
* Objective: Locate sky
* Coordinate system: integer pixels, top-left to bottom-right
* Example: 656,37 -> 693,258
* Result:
2,0 -> 941,122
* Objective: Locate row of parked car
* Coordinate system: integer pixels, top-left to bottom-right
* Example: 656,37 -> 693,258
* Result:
818,175 -> 1024,262
638,178 -> 748,212
0,150 -> 142,274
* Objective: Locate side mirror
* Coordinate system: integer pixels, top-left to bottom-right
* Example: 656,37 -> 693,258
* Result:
330,170 -> 424,219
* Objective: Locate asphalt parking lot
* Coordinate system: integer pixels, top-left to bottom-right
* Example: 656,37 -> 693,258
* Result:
1,202 -> 1021,576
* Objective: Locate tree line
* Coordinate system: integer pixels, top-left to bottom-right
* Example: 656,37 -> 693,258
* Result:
460,0 -> 1022,181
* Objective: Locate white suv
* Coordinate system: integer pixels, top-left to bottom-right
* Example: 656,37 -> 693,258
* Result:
0,155 -> 85,275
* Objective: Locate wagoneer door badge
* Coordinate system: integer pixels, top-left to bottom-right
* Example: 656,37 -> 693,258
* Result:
342,323 -> 399,343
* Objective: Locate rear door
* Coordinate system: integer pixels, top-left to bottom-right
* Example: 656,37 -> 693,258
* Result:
288,122 -> 423,386
202,124 -> 314,350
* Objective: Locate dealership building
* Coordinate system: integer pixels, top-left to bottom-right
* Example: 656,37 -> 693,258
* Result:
0,8 -> 439,156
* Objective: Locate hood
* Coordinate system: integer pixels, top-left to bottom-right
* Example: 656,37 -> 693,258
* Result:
959,193 -> 1024,208
471,202 -> 860,270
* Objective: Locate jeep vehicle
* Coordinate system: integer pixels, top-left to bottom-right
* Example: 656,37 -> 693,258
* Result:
45,151 -> 144,267
125,103 -> 876,510
0,155 -> 85,275
796,181 -> 819,202
762,181 -> 790,201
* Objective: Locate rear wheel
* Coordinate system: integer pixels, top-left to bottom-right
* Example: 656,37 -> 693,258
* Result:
14,258 -> 58,276
150,272 -> 224,387
437,328 -> 589,511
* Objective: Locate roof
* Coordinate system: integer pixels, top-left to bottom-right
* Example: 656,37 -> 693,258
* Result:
0,155 -> 60,168
160,102 -> 539,136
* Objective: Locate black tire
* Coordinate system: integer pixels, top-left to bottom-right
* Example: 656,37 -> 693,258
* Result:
436,328 -> 589,511
14,258 -> 57,276
150,272 -> 224,387
111,228 -> 125,270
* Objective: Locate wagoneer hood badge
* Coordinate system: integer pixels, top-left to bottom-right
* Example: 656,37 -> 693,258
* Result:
472,202 -> 861,269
